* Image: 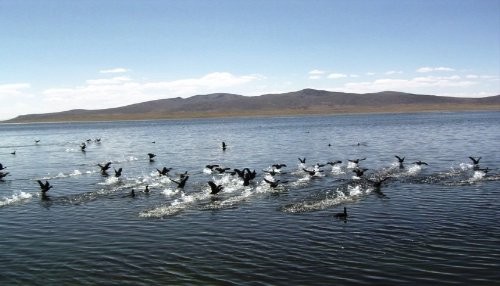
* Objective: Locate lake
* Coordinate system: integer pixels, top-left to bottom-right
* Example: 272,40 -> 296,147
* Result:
0,111 -> 499,285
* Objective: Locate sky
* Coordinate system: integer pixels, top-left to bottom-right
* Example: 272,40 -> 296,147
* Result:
0,0 -> 499,120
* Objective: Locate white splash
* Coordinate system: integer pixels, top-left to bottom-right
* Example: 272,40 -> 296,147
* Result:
0,191 -> 33,207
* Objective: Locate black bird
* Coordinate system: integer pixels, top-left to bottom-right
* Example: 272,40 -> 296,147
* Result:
352,168 -> 368,177
37,180 -> 53,193
151,141 -> 156,144
264,179 -> 287,188
334,207 -> 348,219
95,138 -> 101,143
468,157 -> 481,170
348,158 -> 366,164
178,171 -> 189,179
214,167 -> 231,174
114,168 -> 123,178
303,168 -> 323,176
222,141 -> 227,151
35,140 -> 40,144
298,157 -> 306,164
314,163 -> 326,168
232,168 -> 245,178
205,164 -> 220,170
272,164 -> 287,170
144,185 -> 150,193
10,151 -> 16,155
148,153 -> 156,162
171,175 -> 189,189
0,172 -> 9,180
123,189 -> 136,198
367,177 -> 390,189
208,181 -> 224,194
156,167 -> 172,176
0,163 -> 6,171
242,169 -> 257,186
395,155 -> 405,169
80,143 -> 87,152
327,160 -> 342,166
413,160 -> 428,166
98,162 -> 112,174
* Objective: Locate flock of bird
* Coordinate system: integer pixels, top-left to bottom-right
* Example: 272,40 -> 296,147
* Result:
0,138 -> 492,220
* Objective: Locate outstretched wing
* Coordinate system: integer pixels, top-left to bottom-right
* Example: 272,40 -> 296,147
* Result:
37,180 -> 45,188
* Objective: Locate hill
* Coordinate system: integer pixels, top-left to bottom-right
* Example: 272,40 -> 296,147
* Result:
4,89 -> 500,123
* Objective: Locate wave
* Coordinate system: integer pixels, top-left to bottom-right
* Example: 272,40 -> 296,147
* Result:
0,191 -> 33,207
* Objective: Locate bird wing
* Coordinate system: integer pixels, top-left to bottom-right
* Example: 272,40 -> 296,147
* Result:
37,180 -> 44,188
208,181 -> 216,191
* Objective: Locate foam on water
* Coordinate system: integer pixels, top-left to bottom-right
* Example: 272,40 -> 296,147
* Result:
0,191 -> 33,207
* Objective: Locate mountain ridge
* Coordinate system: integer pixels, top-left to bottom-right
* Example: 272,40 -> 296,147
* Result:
4,89 -> 500,123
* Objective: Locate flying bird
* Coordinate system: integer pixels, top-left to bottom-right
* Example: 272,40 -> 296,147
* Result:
98,162 -> 112,175
114,168 -> 123,178
148,153 -> 156,161
208,181 -> 224,194
37,180 -> 53,193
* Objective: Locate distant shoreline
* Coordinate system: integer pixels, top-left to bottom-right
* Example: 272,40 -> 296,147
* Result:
3,104 -> 499,124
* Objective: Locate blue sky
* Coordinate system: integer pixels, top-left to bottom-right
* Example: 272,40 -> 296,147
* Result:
1,0 -> 499,119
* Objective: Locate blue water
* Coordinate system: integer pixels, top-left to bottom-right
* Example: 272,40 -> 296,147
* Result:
0,112 -> 499,285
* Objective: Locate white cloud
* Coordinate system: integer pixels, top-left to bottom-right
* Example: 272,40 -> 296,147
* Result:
308,69 -> 325,80
99,68 -> 130,74
0,83 -> 31,95
308,69 -> 325,75
85,77 -> 132,85
385,70 -> 403,75
41,72 -> 264,111
416,66 -> 455,73
327,73 -> 348,79
336,75 -> 477,94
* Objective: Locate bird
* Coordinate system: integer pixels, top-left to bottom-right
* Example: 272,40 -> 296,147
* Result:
148,153 -> 156,162
0,172 -> 9,180
0,163 -> 6,171
303,168 -> 323,176
298,157 -> 306,164
348,158 -> 366,164
80,143 -> 86,152
98,162 -> 112,175
264,179 -> 287,188
144,185 -> 150,193
156,167 -> 172,176
367,177 -> 390,189
222,141 -> 227,151
114,168 -> 123,178
171,175 -> 189,189
352,168 -> 368,177
37,180 -> 53,193
334,207 -> 348,219
214,167 -> 231,174
327,160 -> 342,166
95,138 -> 101,143
413,160 -> 428,166
35,140 -> 40,144
123,189 -> 136,198
208,181 -> 224,194
272,164 -> 287,170
395,155 -> 405,169
10,151 -> 16,155
205,164 -> 220,170
469,156 -> 481,166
